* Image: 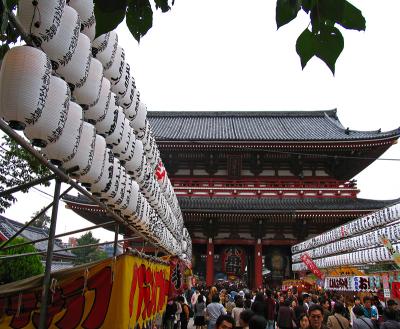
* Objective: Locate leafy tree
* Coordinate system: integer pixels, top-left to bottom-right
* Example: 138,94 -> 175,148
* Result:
0,136 -> 51,213
72,231 -> 108,265
28,207 -> 51,229
0,237 -> 44,284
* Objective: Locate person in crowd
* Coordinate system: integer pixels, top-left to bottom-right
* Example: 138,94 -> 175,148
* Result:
363,296 -> 378,321
381,308 -> 400,329
373,296 -> 384,320
215,315 -> 235,329
239,309 -> 255,329
309,304 -> 328,329
294,295 -> 308,327
207,294 -> 227,329
298,313 -> 310,329
352,305 -> 376,329
251,293 -> 266,318
277,299 -> 296,329
192,289 -> 201,308
177,296 -> 190,329
174,297 -> 182,329
208,286 -> 219,305
287,289 -> 295,303
232,297 -> 245,329
265,290 -> 276,329
164,298 -> 178,329
249,315 -> 267,329
226,294 -> 236,316
244,293 -> 253,310
351,297 -> 363,326
194,293 -> 207,329
320,297 -> 332,325
327,302 -> 350,329
385,300 -> 400,322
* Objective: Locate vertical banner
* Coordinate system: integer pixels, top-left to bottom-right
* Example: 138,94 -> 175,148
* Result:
0,254 -> 170,329
379,235 -> 400,267
300,253 -> 324,279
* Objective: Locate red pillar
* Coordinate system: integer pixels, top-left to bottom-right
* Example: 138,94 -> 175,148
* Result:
206,238 -> 214,287
254,239 -> 263,290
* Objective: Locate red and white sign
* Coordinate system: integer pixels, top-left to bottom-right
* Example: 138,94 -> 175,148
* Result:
155,161 -> 166,181
300,253 -> 324,279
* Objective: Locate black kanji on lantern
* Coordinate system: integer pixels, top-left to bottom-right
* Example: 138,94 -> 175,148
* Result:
224,247 -> 243,276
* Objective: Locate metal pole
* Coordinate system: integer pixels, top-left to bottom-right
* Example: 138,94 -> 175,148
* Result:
39,179 -> 61,329
113,224 -> 119,257
0,236 -> 141,260
0,173 -> 57,197
0,219 -> 115,252
0,186 -> 74,251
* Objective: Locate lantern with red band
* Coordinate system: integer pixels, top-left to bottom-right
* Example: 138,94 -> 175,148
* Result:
300,253 -> 324,279
221,247 -> 246,277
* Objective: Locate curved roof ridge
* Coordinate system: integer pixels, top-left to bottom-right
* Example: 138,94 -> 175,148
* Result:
148,109 -> 338,117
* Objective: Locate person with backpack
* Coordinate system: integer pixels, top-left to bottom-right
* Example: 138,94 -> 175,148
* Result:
178,296 -> 190,329
195,293 -> 207,329
327,302 -> 350,329
352,305 -> 376,329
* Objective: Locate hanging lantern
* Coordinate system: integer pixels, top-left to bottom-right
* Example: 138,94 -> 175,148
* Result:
24,75 -> 70,147
104,46 -> 125,85
92,31 -> 118,70
90,150 -> 114,196
124,89 -> 140,120
117,76 -> 136,109
111,62 -> 130,98
73,57 -> 103,106
119,125 -> 135,163
105,107 -> 125,148
62,122 -> 96,177
79,134 -> 107,186
41,102 -> 83,165
130,102 -> 147,133
17,0 -> 66,44
0,46 -> 52,130
67,0 -> 95,40
124,140 -> 144,176
40,6 -> 80,69
121,180 -> 140,218
104,165 -> 126,207
95,93 -> 119,136
84,77 -> 111,123
101,158 -> 121,203
116,176 -> 133,211
54,32 -> 91,88
111,118 -> 132,158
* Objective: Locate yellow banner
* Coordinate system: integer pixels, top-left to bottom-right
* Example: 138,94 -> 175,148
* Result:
380,235 -> 400,267
0,254 -> 170,328
326,267 -> 365,276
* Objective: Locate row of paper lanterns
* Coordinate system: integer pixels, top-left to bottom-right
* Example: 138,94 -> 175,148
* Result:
291,202 -> 400,254
0,0 -> 191,257
292,242 -> 400,271
292,222 -> 400,262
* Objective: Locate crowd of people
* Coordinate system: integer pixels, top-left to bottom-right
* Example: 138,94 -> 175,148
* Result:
163,287 -> 400,329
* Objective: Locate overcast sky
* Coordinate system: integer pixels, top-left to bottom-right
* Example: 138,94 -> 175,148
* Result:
3,0 -> 400,242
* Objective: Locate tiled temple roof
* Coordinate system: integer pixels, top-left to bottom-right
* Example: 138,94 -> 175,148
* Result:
147,110 -> 400,142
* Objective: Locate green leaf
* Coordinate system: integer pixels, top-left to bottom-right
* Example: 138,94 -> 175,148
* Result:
276,0 -> 301,29
314,25 -> 344,74
154,0 -> 171,13
126,0 -> 153,43
0,43 -> 9,60
1,10 -> 8,35
296,28 -> 316,69
319,0 -> 365,31
301,0 -> 317,13
6,0 -> 17,10
93,0 -> 127,37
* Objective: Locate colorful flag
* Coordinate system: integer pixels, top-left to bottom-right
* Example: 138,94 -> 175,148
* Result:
300,253 -> 324,279
379,235 -> 400,268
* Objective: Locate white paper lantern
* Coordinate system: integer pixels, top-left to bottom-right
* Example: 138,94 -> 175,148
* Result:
123,89 -> 140,121
41,102 -> 83,165
90,150 -> 114,195
121,180 -> 139,218
67,0 -> 94,37
82,19 -> 96,41
0,46 -> 51,130
111,62 -> 130,98
40,6 -> 80,69
105,107 -> 125,147
62,122 -> 96,176
79,134 -> 107,186
84,78 -> 111,123
111,118 -> 132,158
24,75 -> 70,147
54,32 -> 91,88
17,0 -> 66,44
119,126 -> 135,163
117,76 -> 136,109
117,176 -> 133,211
95,93 -> 118,136
130,102 -> 147,133
124,140 -> 144,176
92,31 -> 118,70
104,46 -> 125,85
73,57 -> 103,106
104,165 -> 125,207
